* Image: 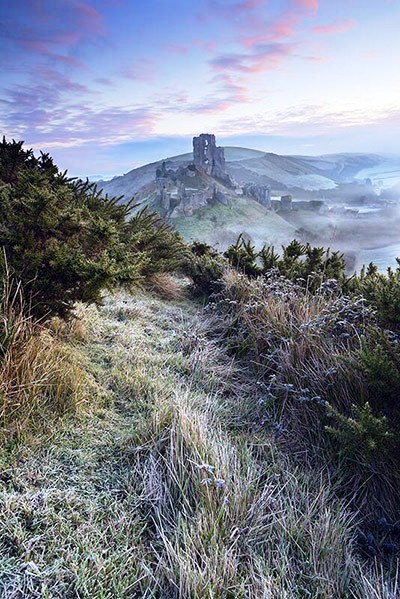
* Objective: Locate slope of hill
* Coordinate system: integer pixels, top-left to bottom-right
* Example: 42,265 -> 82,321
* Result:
171,195 -> 296,250
97,148 -> 387,200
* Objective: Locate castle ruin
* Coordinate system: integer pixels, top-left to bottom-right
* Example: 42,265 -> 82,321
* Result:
193,134 -> 228,181
242,183 -> 271,209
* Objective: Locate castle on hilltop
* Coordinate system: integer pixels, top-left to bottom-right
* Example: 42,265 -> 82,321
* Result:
155,133 -> 274,217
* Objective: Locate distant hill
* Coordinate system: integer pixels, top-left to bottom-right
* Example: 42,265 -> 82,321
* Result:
96,148 -> 393,200
94,144 -> 400,250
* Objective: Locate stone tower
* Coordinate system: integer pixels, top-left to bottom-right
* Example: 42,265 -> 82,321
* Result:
193,134 -> 227,180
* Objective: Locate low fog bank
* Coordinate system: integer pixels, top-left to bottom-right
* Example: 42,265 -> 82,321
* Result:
284,201 -> 400,273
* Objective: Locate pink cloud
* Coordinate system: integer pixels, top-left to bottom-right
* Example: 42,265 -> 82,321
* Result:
241,13 -> 301,48
231,0 -> 266,16
201,0 -> 321,111
148,73 -> 248,117
2,83 -> 158,147
209,73 -> 249,103
199,0 -> 266,24
204,0 -> 321,66
292,0 -> 319,11
2,0 -> 106,65
313,19 -> 357,35
210,42 -> 295,74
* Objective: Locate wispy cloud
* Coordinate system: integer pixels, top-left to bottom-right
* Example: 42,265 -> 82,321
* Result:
313,19 -> 357,35
1,0 -> 105,67
204,0 -> 319,81
2,99 -> 158,149
160,0 -> 321,119
121,59 -> 155,82
210,42 -> 296,74
291,0 -> 319,12
219,103 -> 400,137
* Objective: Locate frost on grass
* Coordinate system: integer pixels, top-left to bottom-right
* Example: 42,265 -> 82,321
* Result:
0,291 -> 397,598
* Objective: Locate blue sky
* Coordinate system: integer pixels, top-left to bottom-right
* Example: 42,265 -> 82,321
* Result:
1,0 -> 399,177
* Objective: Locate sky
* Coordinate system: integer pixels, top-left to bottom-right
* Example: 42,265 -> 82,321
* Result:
1,0 -> 399,178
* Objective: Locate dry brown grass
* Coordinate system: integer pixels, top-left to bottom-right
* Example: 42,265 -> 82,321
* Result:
0,280 -> 96,442
144,272 -> 184,300
212,269 -> 400,519
219,269 -> 366,417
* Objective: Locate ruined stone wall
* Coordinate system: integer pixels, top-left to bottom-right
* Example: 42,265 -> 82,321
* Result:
280,194 -> 293,211
193,133 -> 227,180
242,183 -> 271,208
154,136 -> 233,217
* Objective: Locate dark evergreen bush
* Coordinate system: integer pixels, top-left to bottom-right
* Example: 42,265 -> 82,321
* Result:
185,241 -> 226,296
224,234 -> 261,277
354,262 -> 400,325
223,236 -> 347,288
0,138 -> 184,319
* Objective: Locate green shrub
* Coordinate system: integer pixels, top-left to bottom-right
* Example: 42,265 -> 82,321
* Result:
259,244 -> 280,271
185,241 -> 226,296
0,138 -> 184,319
325,402 -> 394,466
353,262 -> 400,325
222,237 -> 347,289
263,240 -> 347,289
356,332 -> 400,425
224,234 -> 260,277
126,208 -> 186,278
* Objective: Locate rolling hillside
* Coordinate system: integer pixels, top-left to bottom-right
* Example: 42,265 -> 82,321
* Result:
95,145 -> 400,252
96,148 -> 391,200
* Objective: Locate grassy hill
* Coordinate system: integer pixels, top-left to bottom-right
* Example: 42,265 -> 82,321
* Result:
95,146 -> 400,258
171,195 -> 296,250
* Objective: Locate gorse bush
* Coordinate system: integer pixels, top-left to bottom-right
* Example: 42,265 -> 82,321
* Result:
223,234 -> 260,276
127,207 -> 186,279
0,138 -> 184,319
353,261 -> 400,325
185,241 -> 226,296
356,331 -> 400,425
190,234 -> 400,327
186,236 -> 348,298
325,402 -> 394,466
222,235 -> 347,289
209,268 -> 400,518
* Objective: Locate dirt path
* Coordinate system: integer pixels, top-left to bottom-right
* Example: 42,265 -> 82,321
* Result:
0,292 -> 209,597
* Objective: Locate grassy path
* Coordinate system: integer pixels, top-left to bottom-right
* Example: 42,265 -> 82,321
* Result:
0,291 -> 392,598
